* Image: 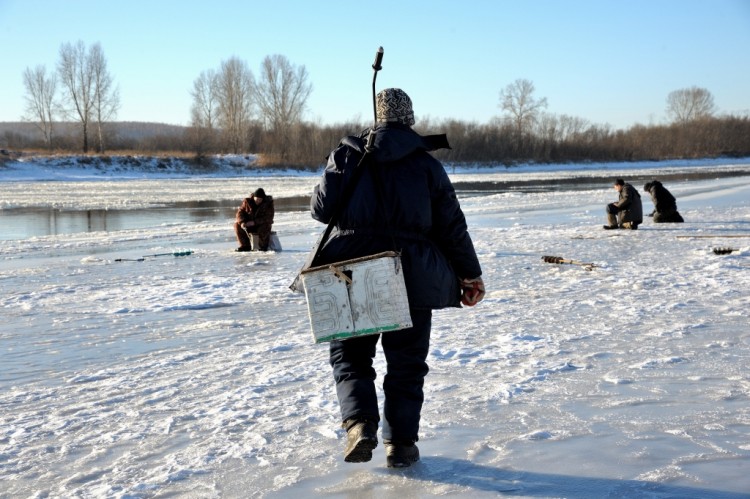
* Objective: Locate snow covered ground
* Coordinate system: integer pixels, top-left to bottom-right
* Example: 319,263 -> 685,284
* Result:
1,156 -> 749,498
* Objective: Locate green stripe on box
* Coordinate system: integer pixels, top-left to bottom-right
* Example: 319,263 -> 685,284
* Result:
314,323 -> 404,343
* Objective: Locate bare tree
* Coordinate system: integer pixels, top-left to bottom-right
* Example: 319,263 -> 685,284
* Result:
191,69 -> 218,129
58,41 -> 117,153
255,54 -> 312,130
90,43 -> 120,153
254,54 -> 312,160
215,57 -> 255,153
22,65 -> 57,150
499,78 -> 548,136
189,69 -> 218,154
666,86 -> 716,124
57,41 -> 94,152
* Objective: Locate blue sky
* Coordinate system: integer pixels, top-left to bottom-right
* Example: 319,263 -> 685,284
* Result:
1,0 -> 748,130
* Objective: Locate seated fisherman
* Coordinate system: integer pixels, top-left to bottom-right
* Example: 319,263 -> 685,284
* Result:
234,188 -> 275,251
643,180 -> 684,223
604,178 -> 643,230
234,195 -> 256,252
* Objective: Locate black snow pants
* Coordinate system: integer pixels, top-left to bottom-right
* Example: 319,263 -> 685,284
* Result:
653,209 -> 684,223
329,308 -> 431,443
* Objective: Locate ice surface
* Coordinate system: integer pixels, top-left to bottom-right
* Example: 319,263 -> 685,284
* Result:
1,157 -> 749,498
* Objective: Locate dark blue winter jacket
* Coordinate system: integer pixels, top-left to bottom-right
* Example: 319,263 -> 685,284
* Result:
310,123 -> 482,310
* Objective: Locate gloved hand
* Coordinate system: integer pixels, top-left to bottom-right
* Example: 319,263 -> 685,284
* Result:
606,203 -> 620,215
460,277 -> 485,307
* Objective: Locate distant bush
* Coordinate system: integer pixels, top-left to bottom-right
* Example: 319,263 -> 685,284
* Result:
2,116 -> 749,167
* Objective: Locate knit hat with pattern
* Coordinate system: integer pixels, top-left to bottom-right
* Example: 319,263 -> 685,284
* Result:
375,88 -> 415,126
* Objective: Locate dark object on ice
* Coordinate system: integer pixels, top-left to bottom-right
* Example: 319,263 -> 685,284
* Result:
343,419 -> 378,463
542,255 -> 598,271
713,247 -> 738,255
543,256 -> 566,264
385,440 -> 420,468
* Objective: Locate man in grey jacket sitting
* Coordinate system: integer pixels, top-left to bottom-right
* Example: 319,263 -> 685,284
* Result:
604,178 -> 643,230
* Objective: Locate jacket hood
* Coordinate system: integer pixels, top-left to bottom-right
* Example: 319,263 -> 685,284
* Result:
342,123 -> 450,163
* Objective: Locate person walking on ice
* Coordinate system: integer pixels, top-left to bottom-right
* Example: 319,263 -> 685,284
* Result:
310,87 -> 484,468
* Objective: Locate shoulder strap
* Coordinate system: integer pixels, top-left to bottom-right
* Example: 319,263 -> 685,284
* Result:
312,151 -> 373,261
289,135 -> 375,291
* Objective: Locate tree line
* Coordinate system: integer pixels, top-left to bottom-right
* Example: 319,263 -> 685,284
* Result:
21,41 -> 120,154
12,41 -> 750,168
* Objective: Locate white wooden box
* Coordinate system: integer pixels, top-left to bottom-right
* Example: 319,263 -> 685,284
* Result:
300,251 -> 412,343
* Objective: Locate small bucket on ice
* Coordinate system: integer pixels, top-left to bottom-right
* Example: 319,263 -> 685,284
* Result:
299,251 -> 412,343
248,231 -> 282,252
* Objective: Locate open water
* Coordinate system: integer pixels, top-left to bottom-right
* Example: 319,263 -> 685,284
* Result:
7,167 -> 750,240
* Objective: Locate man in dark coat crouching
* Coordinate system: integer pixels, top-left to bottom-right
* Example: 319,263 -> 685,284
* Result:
310,88 -> 484,468
644,180 -> 684,223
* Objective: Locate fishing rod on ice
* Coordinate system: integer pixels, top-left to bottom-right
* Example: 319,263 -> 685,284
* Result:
115,250 -> 194,262
142,250 -> 194,258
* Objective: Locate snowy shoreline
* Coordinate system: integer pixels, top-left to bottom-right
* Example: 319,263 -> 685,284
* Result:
2,155 -> 750,213
1,158 -> 749,498
2,153 -> 750,182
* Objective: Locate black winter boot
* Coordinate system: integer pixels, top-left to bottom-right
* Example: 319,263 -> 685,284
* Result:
343,419 -> 378,463
384,440 -> 420,468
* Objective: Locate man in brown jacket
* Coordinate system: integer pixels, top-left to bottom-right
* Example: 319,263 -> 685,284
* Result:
234,188 -> 275,251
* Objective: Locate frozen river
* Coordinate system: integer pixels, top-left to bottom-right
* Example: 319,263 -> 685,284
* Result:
3,162 -> 749,240
1,158 -> 749,498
